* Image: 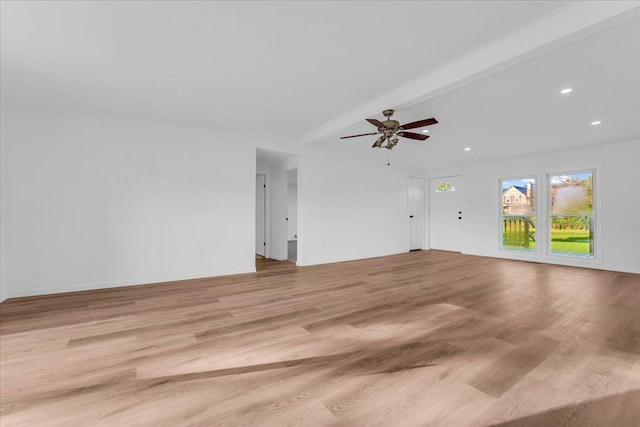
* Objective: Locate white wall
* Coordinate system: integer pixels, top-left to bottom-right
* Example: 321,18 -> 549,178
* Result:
1,104 -> 293,299
425,139 -> 640,274
298,142 -> 422,266
0,101 -> 8,302
287,182 -> 297,240
2,103 -> 636,303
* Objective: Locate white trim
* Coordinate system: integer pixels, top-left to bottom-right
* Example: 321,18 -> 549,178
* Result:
255,172 -> 271,258
284,166 -> 298,263
498,175 -> 539,256
6,267 -> 257,300
408,176 -> 426,251
546,168 -> 600,263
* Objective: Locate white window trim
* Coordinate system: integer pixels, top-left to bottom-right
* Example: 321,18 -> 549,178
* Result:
498,175 -> 538,255
546,168 -> 600,263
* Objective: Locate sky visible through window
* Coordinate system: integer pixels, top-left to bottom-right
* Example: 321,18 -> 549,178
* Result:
502,178 -> 534,191
550,172 -> 592,185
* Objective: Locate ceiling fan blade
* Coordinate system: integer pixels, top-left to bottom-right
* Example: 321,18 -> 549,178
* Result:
398,131 -> 429,141
366,118 -> 385,128
340,132 -> 379,139
372,136 -> 386,148
398,118 -> 438,130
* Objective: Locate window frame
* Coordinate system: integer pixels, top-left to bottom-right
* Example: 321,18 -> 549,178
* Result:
547,169 -> 598,260
499,175 -> 538,254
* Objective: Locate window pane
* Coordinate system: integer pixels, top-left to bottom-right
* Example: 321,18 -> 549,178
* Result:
549,171 -> 594,258
550,216 -> 593,257
436,182 -> 455,192
550,172 -> 593,215
503,216 -> 536,250
501,178 -> 535,251
502,178 -> 534,215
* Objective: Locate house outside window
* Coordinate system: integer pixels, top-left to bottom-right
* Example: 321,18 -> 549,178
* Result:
501,177 -> 535,251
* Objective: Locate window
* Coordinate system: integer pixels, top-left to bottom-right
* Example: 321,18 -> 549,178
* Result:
549,171 -> 594,258
501,178 -> 535,251
436,182 -> 456,192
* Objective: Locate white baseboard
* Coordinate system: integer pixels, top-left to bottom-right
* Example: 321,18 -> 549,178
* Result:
6,266 -> 257,300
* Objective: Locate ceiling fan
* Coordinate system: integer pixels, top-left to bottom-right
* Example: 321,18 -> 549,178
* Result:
340,109 -> 438,150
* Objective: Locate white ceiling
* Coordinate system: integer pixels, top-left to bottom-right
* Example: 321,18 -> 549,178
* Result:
1,0 -> 574,132
337,14 -> 640,169
257,147 -> 297,169
1,1 -> 639,170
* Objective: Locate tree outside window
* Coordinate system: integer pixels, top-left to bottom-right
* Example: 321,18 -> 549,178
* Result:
549,171 -> 594,257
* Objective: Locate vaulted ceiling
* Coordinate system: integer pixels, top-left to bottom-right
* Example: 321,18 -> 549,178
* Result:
2,1 -> 639,169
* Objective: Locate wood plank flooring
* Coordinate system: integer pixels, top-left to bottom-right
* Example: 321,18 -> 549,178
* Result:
1,250 -> 639,426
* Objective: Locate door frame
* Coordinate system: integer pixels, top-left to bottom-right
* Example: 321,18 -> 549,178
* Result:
283,167 -> 298,264
255,173 -> 268,257
428,175 -> 462,252
408,176 -> 425,251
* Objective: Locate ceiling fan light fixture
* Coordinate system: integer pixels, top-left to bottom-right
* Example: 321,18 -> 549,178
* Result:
422,129 -> 429,133
560,88 -> 573,94
591,120 -> 601,125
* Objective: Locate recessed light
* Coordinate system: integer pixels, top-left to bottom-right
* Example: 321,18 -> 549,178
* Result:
422,129 -> 429,133
560,88 -> 573,94
464,147 -> 471,151
591,120 -> 601,125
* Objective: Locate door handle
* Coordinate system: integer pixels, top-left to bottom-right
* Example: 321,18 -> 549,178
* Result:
409,215 -> 414,218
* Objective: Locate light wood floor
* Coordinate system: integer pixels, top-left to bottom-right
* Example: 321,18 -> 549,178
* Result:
1,251 -> 639,426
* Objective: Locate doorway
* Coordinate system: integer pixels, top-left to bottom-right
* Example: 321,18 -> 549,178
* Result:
408,176 -> 425,250
286,168 -> 298,262
256,174 -> 266,256
429,175 -> 462,251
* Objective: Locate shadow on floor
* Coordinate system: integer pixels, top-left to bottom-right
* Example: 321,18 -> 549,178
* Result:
491,389 -> 640,426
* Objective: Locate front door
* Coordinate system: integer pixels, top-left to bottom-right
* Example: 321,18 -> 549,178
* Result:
429,175 -> 462,251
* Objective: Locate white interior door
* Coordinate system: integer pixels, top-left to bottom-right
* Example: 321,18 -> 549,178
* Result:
429,175 -> 462,251
287,182 -> 297,240
255,174 -> 266,256
408,177 -> 424,250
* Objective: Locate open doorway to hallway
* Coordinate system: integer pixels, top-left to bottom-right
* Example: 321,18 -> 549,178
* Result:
256,148 -> 299,270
